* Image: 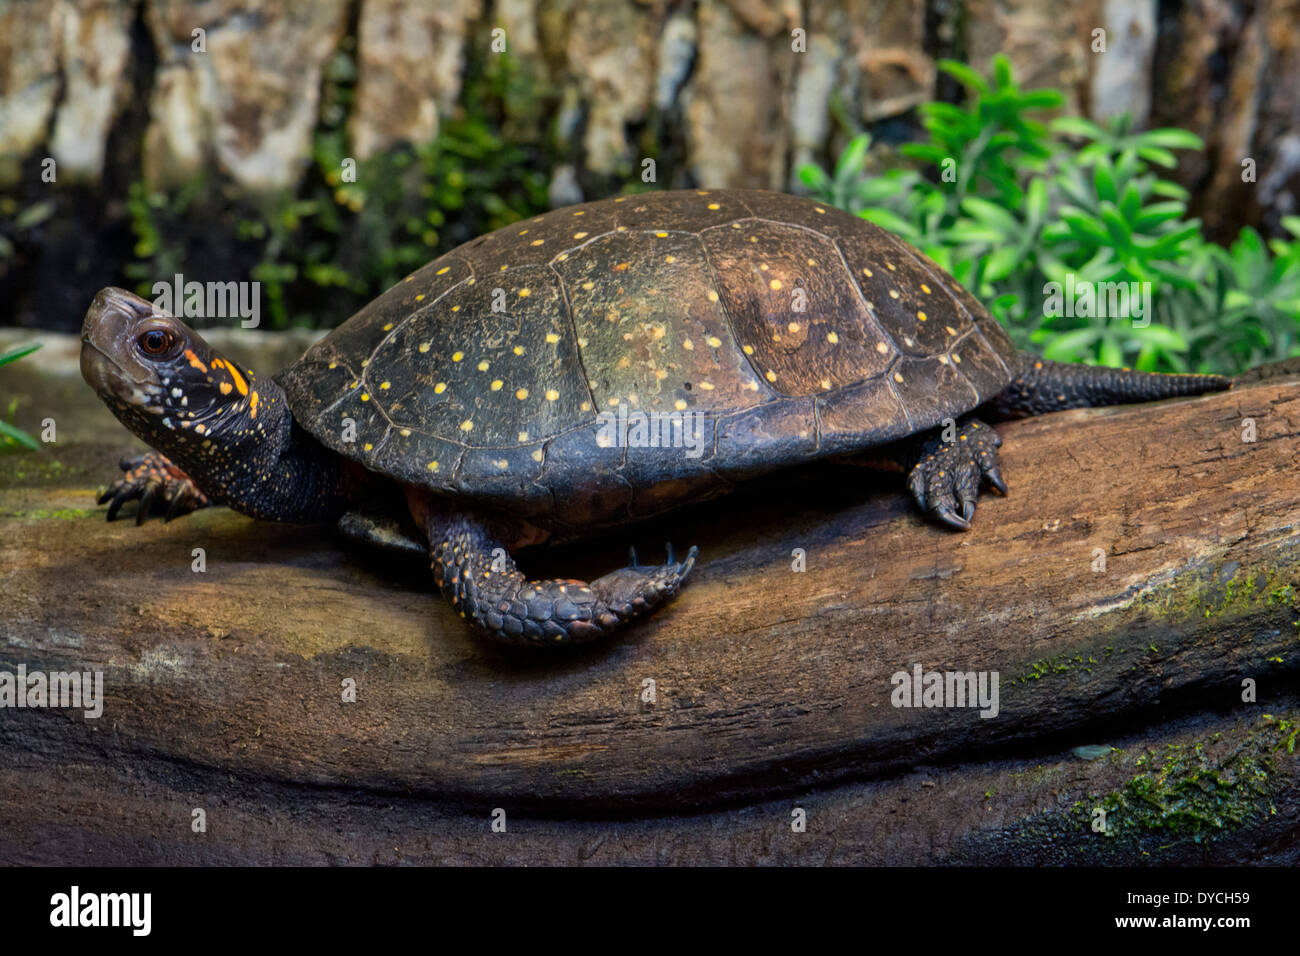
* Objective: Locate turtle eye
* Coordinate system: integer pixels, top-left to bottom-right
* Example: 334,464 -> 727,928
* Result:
136,328 -> 176,357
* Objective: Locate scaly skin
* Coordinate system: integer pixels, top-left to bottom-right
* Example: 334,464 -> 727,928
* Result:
429,510 -> 697,645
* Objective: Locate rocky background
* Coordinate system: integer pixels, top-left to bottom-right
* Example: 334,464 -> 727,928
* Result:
1,0 -> 1298,331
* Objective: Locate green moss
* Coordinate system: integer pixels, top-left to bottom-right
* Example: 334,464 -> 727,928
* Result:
0,506 -> 98,520
1069,715 -> 1292,847
1143,562 -> 1300,623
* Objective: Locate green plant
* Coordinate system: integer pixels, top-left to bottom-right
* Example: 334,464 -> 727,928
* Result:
799,55 -> 1300,375
0,342 -> 42,451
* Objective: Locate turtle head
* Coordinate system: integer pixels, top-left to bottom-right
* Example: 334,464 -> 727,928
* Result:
81,286 -> 268,453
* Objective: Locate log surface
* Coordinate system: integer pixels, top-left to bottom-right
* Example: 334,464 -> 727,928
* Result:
1,332 -> 1298,863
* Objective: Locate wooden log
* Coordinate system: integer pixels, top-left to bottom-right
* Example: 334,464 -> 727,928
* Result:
1,335 -> 1298,863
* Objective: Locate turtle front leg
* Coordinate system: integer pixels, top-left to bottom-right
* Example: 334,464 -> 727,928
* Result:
98,451 -> 211,524
425,510 -> 697,646
902,417 -> 1007,531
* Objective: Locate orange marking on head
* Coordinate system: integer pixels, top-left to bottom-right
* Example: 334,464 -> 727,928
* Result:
185,350 -> 208,373
224,362 -> 249,396
219,381 -> 233,395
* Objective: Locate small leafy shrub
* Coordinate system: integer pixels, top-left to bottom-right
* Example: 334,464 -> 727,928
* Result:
799,55 -> 1300,375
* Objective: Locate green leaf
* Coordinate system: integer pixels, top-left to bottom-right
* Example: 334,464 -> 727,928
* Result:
937,59 -> 989,93
1128,324 -> 1189,352
0,419 -> 40,451
1136,128 -> 1204,150
1050,117 -> 1105,139
1099,333 -> 1124,368
0,342 -> 42,367
983,246 -> 1023,281
959,196 -> 1020,234
1043,328 -> 1102,361
833,134 -> 871,183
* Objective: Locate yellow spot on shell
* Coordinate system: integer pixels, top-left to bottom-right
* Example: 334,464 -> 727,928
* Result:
946,326 -> 957,336
917,311 -> 927,322
360,393 -> 370,401
876,342 -> 889,354
436,266 -> 450,275
788,322 -> 800,333
328,362 -> 337,369
434,382 -> 447,394
460,420 -> 473,432
545,389 -> 559,401
953,354 -> 962,363
515,388 -> 529,400
862,267 -> 873,278
765,370 -> 777,382
707,203 -> 720,210
363,443 -> 373,451
705,335 -> 722,348
889,290 -> 900,299
580,401 -> 591,411
427,461 -> 439,472
383,322 -> 394,330
886,262 -> 896,271
530,239 -> 544,246
419,342 -> 430,353
491,379 -> 503,391
513,345 -> 525,356
546,332 -> 560,344
531,449 -> 543,462
477,360 -> 489,371
827,331 -> 839,344
518,431 -> 529,442
655,231 -> 668,238
400,428 -> 411,436
518,288 -> 530,297
495,460 -> 509,469
581,281 -> 595,291
769,279 -> 782,290
820,379 -> 831,390
707,290 -> 719,303
699,381 -> 715,390
814,207 -> 826,214
894,372 -> 904,383
683,339 -> 693,350
574,231 -> 589,239
665,255 -> 676,263
742,344 -> 754,355
414,294 -> 425,302
921,283 -> 932,294
452,351 -> 463,362
379,381 -> 390,389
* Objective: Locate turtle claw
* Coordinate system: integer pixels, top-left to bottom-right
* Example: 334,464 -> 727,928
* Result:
99,451 -> 210,524
907,418 -> 1004,532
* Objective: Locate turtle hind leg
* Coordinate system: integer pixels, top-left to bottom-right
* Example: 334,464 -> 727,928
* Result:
989,356 -> 1232,419
98,451 -> 210,524
426,509 -> 697,646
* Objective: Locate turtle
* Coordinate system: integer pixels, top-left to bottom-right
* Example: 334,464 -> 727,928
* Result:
80,188 -> 1231,646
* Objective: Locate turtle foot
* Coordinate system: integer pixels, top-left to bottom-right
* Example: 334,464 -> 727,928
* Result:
906,418 -> 1005,531
590,543 -> 699,621
99,452 -> 211,524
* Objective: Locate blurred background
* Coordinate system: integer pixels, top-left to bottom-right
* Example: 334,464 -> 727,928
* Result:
0,0 -> 1298,379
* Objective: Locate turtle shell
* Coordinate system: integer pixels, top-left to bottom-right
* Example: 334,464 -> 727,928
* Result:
280,189 -> 1018,530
